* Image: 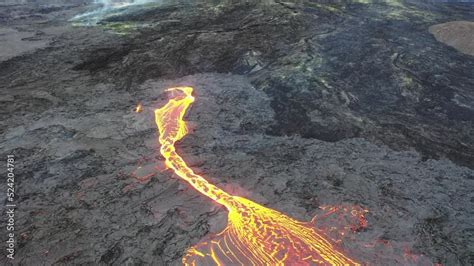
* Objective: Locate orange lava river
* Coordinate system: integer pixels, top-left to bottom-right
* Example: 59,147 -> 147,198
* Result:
154,87 -> 360,265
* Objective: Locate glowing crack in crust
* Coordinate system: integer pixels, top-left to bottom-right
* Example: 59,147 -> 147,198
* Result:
154,87 -> 359,266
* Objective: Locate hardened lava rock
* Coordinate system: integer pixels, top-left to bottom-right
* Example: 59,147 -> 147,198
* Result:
0,0 -> 473,265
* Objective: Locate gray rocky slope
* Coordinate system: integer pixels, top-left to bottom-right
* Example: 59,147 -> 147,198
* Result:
0,1 -> 473,265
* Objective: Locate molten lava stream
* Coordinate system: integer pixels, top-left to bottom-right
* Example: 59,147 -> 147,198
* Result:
155,87 -> 360,266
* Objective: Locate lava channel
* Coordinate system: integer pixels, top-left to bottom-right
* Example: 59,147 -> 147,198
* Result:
154,87 -> 360,266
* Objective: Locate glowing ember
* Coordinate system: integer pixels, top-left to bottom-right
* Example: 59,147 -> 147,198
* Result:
155,87 -> 359,265
135,103 -> 143,113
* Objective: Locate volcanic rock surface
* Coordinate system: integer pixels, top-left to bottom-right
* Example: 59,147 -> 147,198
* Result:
429,20 -> 474,56
1,0 -> 473,265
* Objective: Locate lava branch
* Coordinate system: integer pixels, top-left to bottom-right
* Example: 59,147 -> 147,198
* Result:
154,87 -> 360,266
154,87 -> 234,209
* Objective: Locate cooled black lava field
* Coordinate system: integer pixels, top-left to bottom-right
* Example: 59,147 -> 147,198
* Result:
1,1 -> 473,265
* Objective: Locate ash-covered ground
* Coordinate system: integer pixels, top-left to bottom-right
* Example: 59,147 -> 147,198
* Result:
1,0 -> 473,265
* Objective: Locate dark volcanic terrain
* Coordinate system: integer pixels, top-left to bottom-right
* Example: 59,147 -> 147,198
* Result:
1,0 -> 473,265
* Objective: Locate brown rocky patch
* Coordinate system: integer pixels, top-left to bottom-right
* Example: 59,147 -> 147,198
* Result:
429,21 -> 474,56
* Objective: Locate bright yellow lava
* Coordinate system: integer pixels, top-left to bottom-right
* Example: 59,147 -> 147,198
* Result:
154,87 -> 359,266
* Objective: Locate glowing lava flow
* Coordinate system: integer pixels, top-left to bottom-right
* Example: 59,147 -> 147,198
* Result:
155,87 -> 359,266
